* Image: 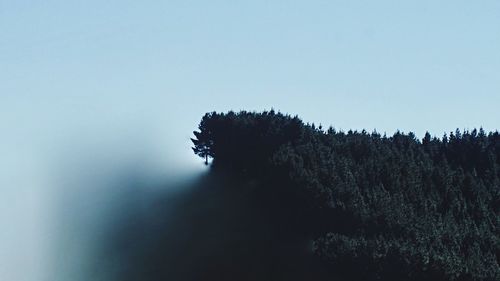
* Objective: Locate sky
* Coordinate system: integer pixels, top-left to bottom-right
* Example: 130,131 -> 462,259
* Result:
1,0 -> 499,136
0,1 -> 499,280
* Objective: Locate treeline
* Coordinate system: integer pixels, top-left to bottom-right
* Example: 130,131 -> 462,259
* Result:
191,110 -> 500,281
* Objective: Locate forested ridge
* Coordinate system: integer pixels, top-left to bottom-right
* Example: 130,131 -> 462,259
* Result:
192,110 -> 500,281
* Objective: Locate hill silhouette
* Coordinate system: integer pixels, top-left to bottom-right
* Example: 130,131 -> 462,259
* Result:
190,110 -> 499,281
99,110 -> 499,281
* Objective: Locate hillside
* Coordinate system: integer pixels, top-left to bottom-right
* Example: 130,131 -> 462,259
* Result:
191,110 -> 500,281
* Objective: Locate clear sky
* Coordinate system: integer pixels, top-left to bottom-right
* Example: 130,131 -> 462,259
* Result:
0,1 -> 499,280
1,0 -> 499,136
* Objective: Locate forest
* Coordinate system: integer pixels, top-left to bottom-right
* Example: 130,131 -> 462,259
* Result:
191,110 -> 500,281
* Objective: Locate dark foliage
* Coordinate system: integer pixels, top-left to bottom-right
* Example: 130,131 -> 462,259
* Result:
192,110 -> 500,281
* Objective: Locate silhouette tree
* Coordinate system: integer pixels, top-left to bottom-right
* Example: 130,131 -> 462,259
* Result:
191,131 -> 211,164
191,112 -> 216,165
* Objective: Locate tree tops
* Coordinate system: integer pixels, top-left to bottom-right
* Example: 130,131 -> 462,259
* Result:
191,110 -> 500,281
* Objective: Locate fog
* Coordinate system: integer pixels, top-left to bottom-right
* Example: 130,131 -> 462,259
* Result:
47,138 -> 207,281
0,96 -> 205,281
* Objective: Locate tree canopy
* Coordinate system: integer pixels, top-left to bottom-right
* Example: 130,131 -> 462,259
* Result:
192,110 -> 500,281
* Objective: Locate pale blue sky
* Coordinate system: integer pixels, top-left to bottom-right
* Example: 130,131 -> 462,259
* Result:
0,1 -> 499,280
1,0 -> 499,137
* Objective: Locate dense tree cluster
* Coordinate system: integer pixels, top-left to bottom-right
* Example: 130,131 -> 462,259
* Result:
192,110 -> 500,281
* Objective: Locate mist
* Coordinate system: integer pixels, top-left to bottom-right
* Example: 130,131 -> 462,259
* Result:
47,137 -> 207,281
0,95 -> 205,281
